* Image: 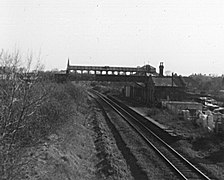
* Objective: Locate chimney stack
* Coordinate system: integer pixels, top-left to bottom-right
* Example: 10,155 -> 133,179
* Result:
66,58 -> 70,74
159,62 -> 164,76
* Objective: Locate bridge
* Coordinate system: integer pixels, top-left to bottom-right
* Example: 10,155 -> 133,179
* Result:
55,60 -> 184,105
66,59 -> 157,82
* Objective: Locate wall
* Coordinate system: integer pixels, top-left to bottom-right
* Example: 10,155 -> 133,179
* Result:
162,101 -> 203,115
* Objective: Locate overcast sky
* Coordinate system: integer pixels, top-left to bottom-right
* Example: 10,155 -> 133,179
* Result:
1,0 -> 224,75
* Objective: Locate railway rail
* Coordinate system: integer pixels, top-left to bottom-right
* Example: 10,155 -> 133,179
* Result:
89,89 -> 212,180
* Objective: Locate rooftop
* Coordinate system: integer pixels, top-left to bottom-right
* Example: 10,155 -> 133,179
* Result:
152,76 -> 186,88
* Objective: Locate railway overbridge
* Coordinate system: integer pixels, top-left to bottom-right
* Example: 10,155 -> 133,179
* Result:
55,60 -> 185,105
66,59 -> 157,82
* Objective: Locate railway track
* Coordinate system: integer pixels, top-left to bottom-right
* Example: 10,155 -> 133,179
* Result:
89,90 -> 212,180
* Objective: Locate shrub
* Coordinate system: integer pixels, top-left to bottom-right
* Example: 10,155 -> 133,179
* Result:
0,50 -> 85,179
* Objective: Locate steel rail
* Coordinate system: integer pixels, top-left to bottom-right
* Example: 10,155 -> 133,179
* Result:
89,90 -> 211,180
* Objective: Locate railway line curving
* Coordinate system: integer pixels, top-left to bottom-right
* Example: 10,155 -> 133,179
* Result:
89,89 -> 212,180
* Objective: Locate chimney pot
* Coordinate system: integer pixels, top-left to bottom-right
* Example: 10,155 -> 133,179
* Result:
159,62 -> 164,76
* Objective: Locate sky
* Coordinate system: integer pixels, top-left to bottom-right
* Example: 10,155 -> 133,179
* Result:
1,0 -> 224,76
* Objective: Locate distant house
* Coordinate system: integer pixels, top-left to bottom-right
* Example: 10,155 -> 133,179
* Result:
123,63 -> 186,105
150,75 -> 186,102
123,75 -> 186,105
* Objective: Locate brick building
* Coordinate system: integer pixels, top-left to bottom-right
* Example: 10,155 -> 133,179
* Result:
123,63 -> 186,105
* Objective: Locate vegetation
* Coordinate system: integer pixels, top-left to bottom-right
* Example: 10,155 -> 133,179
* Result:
0,50 -> 85,179
189,74 -> 224,94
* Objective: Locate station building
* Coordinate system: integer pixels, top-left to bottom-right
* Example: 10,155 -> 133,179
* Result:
123,63 -> 187,105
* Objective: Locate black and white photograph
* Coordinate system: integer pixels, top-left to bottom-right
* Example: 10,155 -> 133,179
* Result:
1,1 -> 224,179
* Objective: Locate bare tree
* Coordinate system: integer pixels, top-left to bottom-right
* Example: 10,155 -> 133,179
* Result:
0,49 -> 83,179
0,50 -> 49,179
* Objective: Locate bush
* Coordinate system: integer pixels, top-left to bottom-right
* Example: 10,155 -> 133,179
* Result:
0,81 -> 84,179
0,50 -> 86,179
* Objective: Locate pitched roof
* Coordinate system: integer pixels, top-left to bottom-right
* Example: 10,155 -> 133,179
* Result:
152,76 -> 185,87
152,77 -> 177,87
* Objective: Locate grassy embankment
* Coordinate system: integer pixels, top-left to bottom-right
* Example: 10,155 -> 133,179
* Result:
0,50 -> 97,179
0,69 -> 96,180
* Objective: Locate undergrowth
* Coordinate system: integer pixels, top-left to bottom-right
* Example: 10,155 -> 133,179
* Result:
0,50 -> 86,180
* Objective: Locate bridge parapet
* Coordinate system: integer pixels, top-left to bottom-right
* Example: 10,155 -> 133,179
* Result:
67,64 -> 156,76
